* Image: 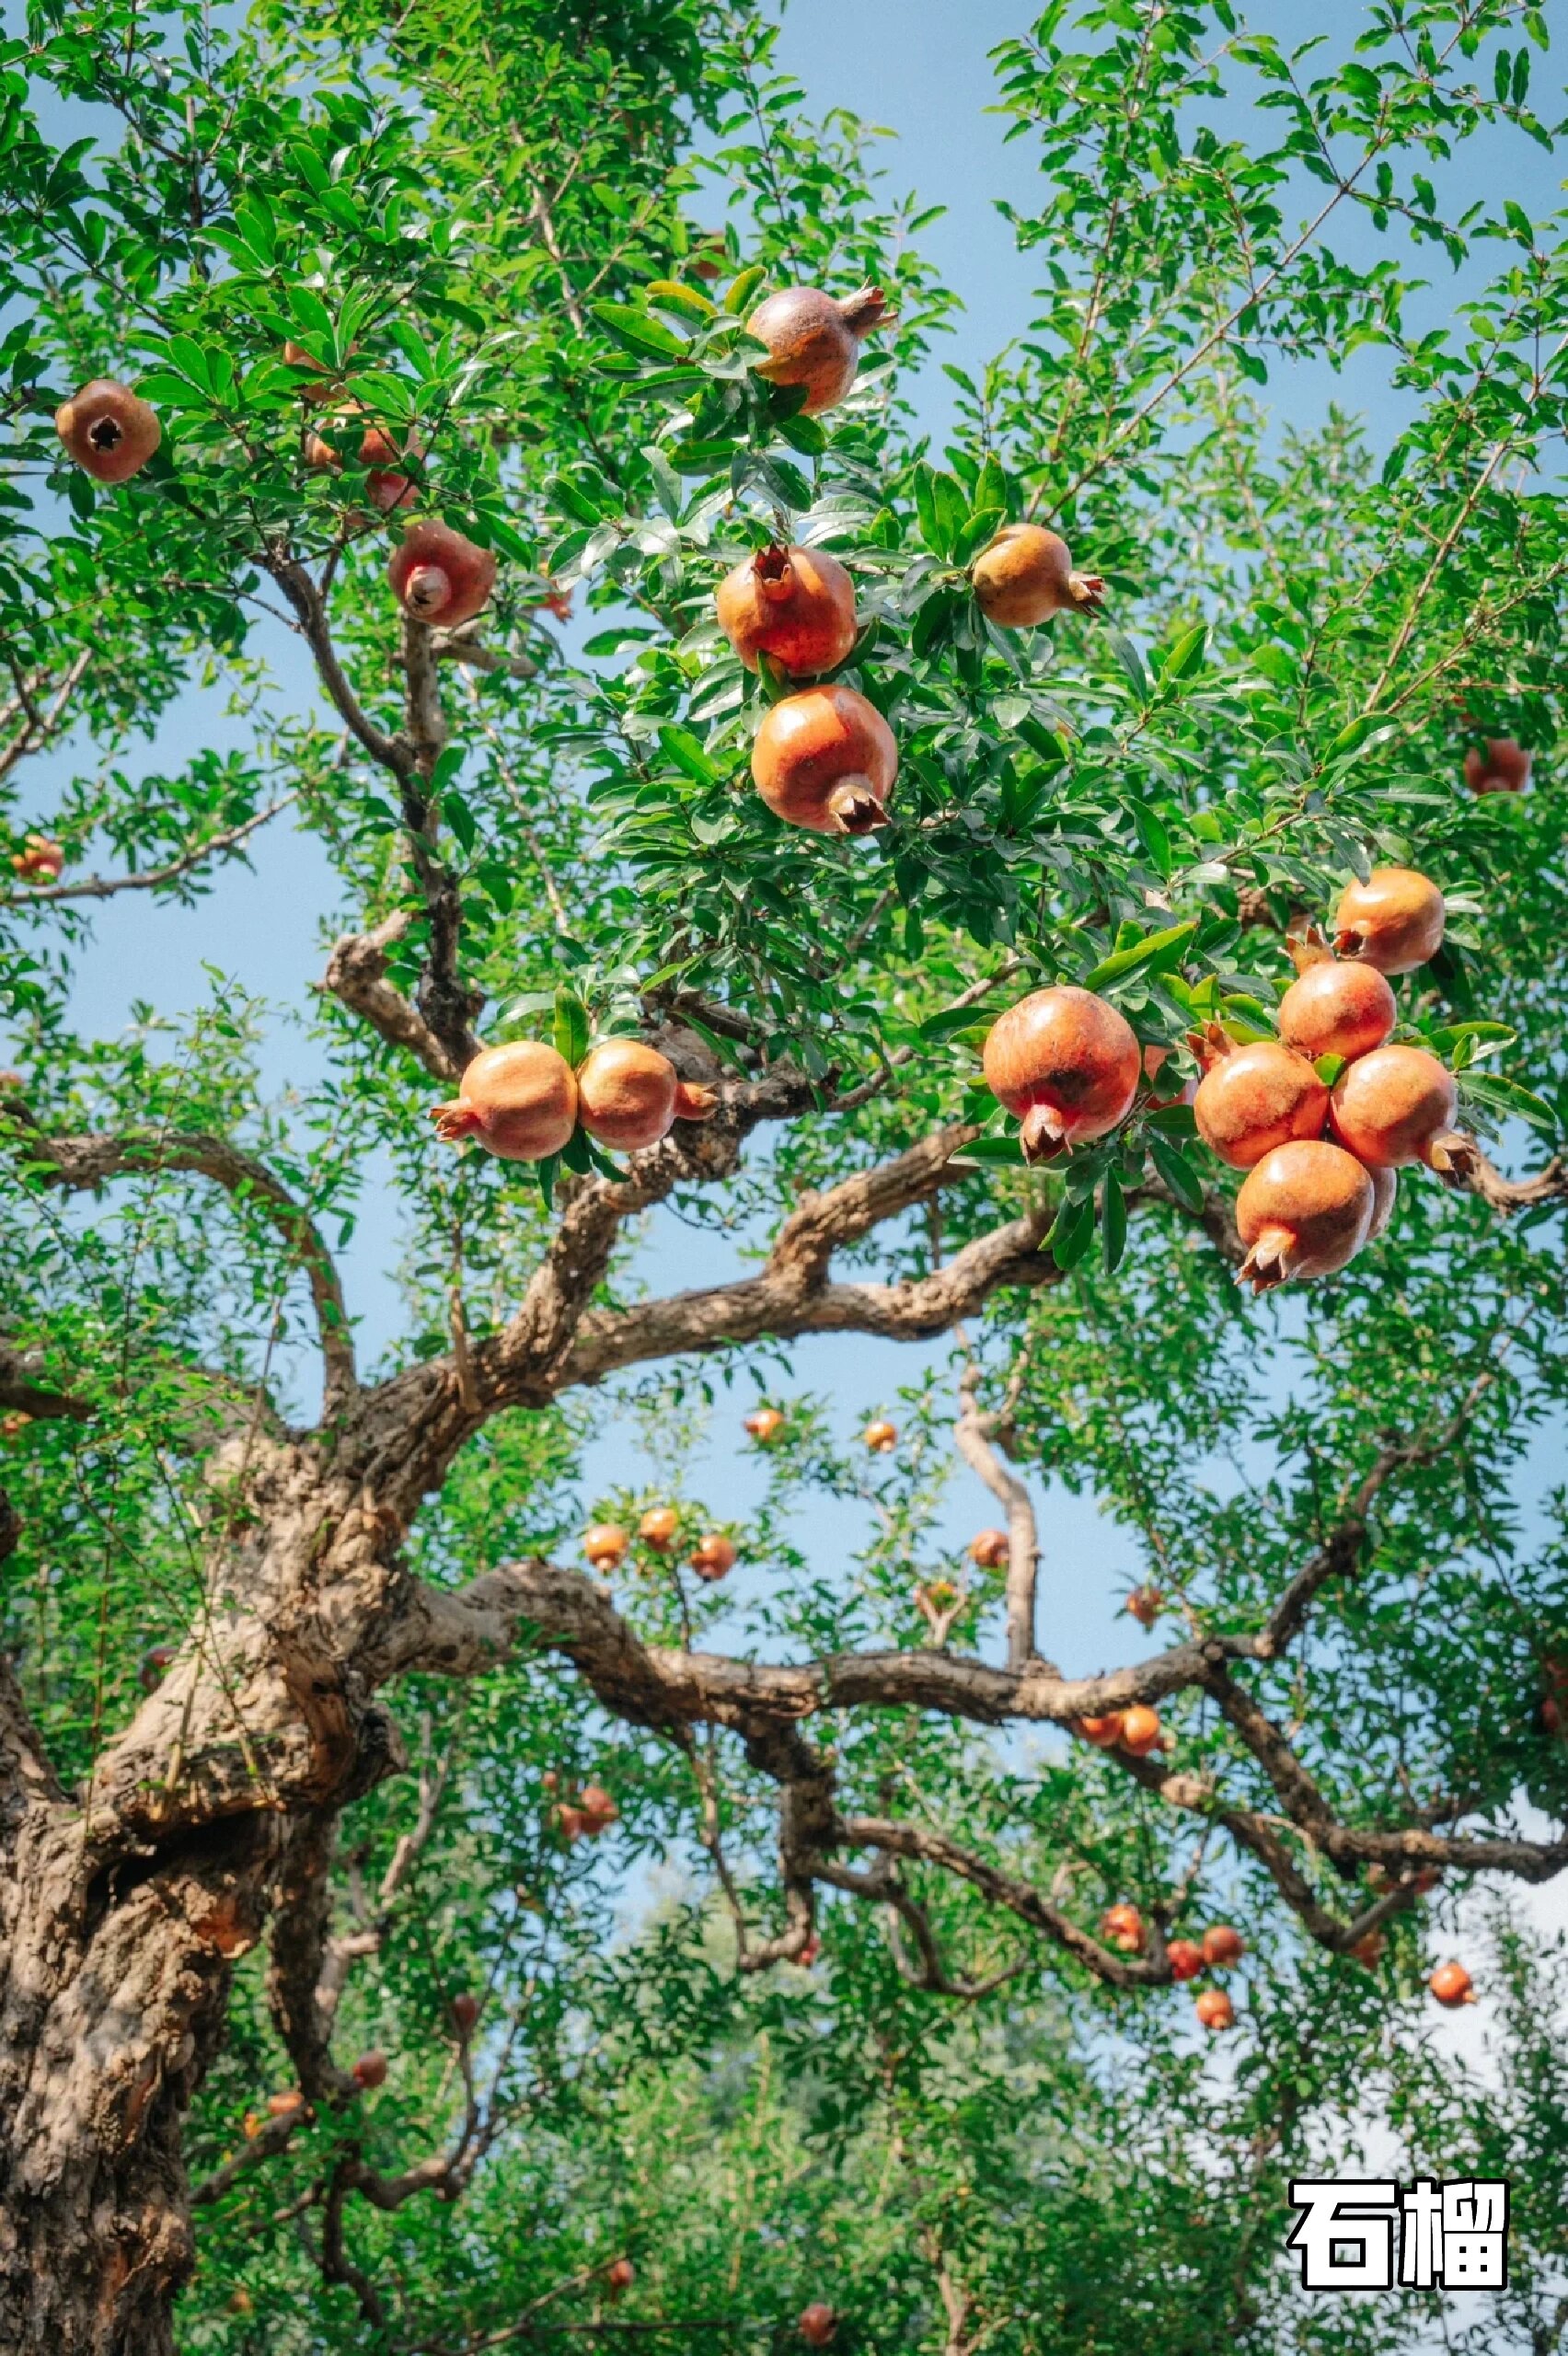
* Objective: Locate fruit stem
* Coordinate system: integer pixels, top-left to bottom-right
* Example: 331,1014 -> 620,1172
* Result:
836,283 -> 894,339
825,779 -> 888,836
430,1102 -> 478,1142
1067,572 -> 1105,611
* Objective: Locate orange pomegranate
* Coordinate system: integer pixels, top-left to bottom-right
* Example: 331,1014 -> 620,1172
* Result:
1235,1140 -> 1375,1292
583,1523 -> 630,1571
388,518 -> 497,627
748,283 -> 891,413
982,986 -> 1141,1161
1428,1960 -> 1475,2009
1126,1584 -> 1163,1629
1075,1713 -> 1125,1749
1101,1903 -> 1145,1954
639,1506 -> 679,1551
1464,738 -> 1530,795
1201,1924 -> 1245,1970
1119,1704 -> 1163,1757
1193,1033 -> 1329,1170
968,1528 -> 1010,1569
54,378 -> 160,482
1167,1939 -> 1204,1982
579,1782 -> 618,1833
1329,1045 -> 1464,1172
751,684 -> 896,835
1276,937 -> 1396,1065
863,1418 -> 897,1452
797,2300 -> 839,2347
716,543 -> 858,676
744,1407 -> 787,1444
267,2090 -> 306,2120
11,837 -> 65,882
689,1532 -> 737,1581
1333,868 -> 1446,975
432,1043 -> 578,1162
674,1079 -> 720,1121
971,525 -> 1103,626
606,2258 -> 635,2298
576,1040 -> 679,1151
1194,1988 -> 1235,2031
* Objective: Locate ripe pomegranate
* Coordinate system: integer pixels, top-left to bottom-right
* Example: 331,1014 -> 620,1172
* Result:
748,282 -> 890,414
751,684 -> 896,836
577,1040 -> 680,1151
1201,1924 -> 1245,1969
138,1643 -> 177,1692
1075,1713 -> 1125,1748
1194,1989 -> 1235,2032
1351,1930 -> 1387,1969
744,1407 -> 786,1443
971,525 -> 1103,626
982,986 -> 1141,1161
1329,1045 -> 1465,1172
1366,1162 -> 1398,1242
797,2301 -> 839,2348
11,837 -> 64,882
352,2050 -> 387,2091
968,1529 -> 1010,1570
432,1043 -> 578,1163
579,1782 -> 618,1833
1193,1032 -> 1328,1171
1235,1140 -> 1374,1292
1126,1584 -> 1163,1629
606,2258 -> 635,2298
267,2090 -> 305,2120
863,1418 -> 897,1452
689,1532 -> 737,1581
583,1523 -> 630,1570
388,518 -> 497,627
1101,1903 -> 1145,1954
54,378 -> 160,482
306,411 -> 423,513
1429,1960 -> 1475,2009
716,543 -> 858,676
1167,1939 -> 1204,1982
1119,1704 -> 1163,1757
1277,936 -> 1396,1066
557,1803 -> 590,1842
451,1992 -> 480,2035
1333,868 -> 1446,975
1367,1861 -> 1441,1896
639,1506 -> 679,1550
1464,738 -> 1530,796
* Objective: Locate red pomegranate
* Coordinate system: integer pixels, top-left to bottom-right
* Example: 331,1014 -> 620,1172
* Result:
689,1532 -> 737,1581
431,1043 -> 578,1162
1333,868 -> 1446,975
1101,1903 -> 1145,1954
982,986 -> 1141,1161
971,525 -> 1103,626
1329,1045 -> 1462,1170
352,2050 -> 388,2091
388,518 -> 497,627
1351,1930 -> 1387,1969
451,1992 -> 480,2035
751,685 -> 896,835
1167,1939 -> 1204,1982
1201,1924 -> 1245,1969
968,1529 -> 1010,1569
1463,738 -> 1530,796
1194,1989 -> 1235,2032
1428,1960 -> 1475,2009
579,1783 -> 618,1833
577,1040 -> 679,1151
1276,936 -> 1396,1066
1193,1032 -> 1329,1170
605,2258 -> 635,2298
748,283 -> 890,413
716,543 -> 858,676
54,378 -> 160,482
639,1506 -> 679,1550
1119,1704 -> 1163,1757
139,1643 -> 177,1692
1126,1584 -> 1163,1629
583,1523 -> 630,1570
1235,1140 -> 1374,1292
797,2300 -> 839,2347
1075,1713 -> 1125,1749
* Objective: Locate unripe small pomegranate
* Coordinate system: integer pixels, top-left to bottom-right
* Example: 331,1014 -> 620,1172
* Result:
690,1531 -> 737,1581
451,1992 -> 480,2035
576,1041 -> 679,1151
748,282 -> 891,414
388,518 -> 497,628
1464,738 -> 1530,796
863,1417 -> 897,1452
1101,1902 -> 1145,1954
139,1643 -> 177,1692
968,1528 -> 1009,1569
752,684 -> 896,836
1277,936 -> 1396,1066
1429,1960 -> 1475,2009
1329,1045 -> 1465,1172
1126,1584 -> 1163,1629
971,525 -> 1103,626
579,1782 -> 618,1832
639,1506 -> 679,1550
352,2050 -> 387,2091
1333,868 -> 1446,975
983,986 -> 1141,1161
1235,1140 -> 1374,1292
1201,1924 -> 1245,1970
1194,1988 -> 1235,2032
1119,1704 -> 1163,1757
1366,1162 -> 1398,1242
674,1080 -> 720,1122
1075,1712 -> 1125,1749
432,1043 -> 578,1162
267,2090 -> 305,2120
744,1407 -> 787,1444
797,2300 -> 838,2348
1351,1930 -> 1387,1969
1167,1939 -> 1204,1982
54,378 -> 161,482
11,837 -> 65,883
584,1523 -> 630,1570
606,2258 -> 635,2298
1193,1032 -> 1328,1171
717,544 -> 858,676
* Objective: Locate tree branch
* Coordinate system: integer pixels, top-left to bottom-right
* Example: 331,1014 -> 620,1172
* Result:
0,797 -> 295,909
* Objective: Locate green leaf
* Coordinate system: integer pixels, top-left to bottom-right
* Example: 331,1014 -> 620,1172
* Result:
535,1152 -> 561,1210
646,278 -> 716,322
946,1135 -> 1026,1169
1147,1132 -> 1206,1213
775,410 -> 826,457
1048,1190 -> 1098,1272
658,725 -> 722,786
1083,919 -> 1197,992
723,264 -> 767,317
1462,1072 -> 1557,1133
1101,1168 -> 1127,1271
590,303 -> 689,361
553,990 -> 591,1069
1163,621 -> 1208,681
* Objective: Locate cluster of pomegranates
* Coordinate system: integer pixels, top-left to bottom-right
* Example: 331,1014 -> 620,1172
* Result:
543,1770 -> 619,1842
432,1037 -> 717,1164
582,1511 -> 738,1585
9,835 -> 64,884
1072,1703 -> 1167,1758
1101,1908 -> 1244,2028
